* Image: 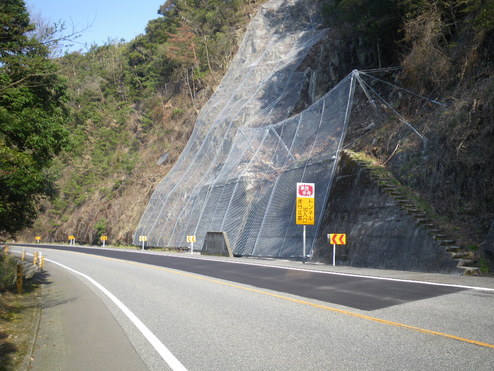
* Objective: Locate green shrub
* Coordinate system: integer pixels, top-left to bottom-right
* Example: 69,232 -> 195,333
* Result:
94,218 -> 107,237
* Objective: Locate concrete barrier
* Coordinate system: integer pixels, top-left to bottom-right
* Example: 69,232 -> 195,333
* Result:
201,232 -> 233,257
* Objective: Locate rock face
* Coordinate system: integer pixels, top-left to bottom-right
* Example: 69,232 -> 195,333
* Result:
480,222 -> 494,267
313,153 -> 460,273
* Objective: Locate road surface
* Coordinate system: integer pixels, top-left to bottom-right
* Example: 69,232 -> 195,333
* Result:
12,244 -> 494,370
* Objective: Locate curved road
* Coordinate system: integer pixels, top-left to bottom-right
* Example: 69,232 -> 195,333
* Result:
12,244 -> 494,370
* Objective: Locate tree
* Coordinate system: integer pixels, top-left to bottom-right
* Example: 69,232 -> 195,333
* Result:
0,0 -> 69,238
165,22 -> 200,108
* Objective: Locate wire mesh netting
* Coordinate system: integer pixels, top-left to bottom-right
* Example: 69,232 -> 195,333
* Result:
133,0 -> 358,257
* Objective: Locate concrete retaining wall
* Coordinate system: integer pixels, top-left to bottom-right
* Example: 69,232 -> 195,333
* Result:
313,153 -> 460,273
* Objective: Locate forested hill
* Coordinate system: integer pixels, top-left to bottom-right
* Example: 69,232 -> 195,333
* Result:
1,0 -> 493,268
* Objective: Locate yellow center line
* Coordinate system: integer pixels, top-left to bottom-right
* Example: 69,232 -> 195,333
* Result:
35,247 -> 494,350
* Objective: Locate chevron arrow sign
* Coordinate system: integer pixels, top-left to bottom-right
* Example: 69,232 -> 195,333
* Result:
329,233 -> 346,245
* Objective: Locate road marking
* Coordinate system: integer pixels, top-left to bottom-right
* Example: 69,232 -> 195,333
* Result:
45,258 -> 188,371
96,255 -> 494,350
174,254 -> 494,292
15,247 -> 494,350
16,244 -> 494,292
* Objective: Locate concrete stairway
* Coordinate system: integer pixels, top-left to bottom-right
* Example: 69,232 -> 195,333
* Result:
344,150 -> 480,276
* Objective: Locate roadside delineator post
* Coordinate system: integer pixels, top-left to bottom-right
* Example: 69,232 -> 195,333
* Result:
16,264 -> 23,294
33,251 -> 38,265
187,235 -> 196,253
139,236 -> 147,250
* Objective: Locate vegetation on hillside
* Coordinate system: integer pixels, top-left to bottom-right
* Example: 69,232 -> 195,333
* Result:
2,0 -> 491,263
21,0 -> 266,244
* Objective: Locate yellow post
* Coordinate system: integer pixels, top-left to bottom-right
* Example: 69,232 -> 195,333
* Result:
33,251 -> 38,265
40,256 -> 45,269
16,264 -> 23,294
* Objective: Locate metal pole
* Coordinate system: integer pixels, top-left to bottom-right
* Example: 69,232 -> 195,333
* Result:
142,240 -> 145,250
303,225 -> 306,264
191,241 -> 194,254
103,239 -> 106,247
333,244 -> 336,266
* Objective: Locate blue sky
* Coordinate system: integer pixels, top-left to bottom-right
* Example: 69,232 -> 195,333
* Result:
26,0 -> 164,52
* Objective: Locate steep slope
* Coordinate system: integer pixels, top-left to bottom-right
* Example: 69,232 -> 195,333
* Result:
20,0 -> 493,272
134,0 -> 352,256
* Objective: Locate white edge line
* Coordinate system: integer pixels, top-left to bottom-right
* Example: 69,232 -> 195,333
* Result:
227,260 -> 494,292
43,257 -> 188,371
125,249 -> 494,293
14,245 -> 494,292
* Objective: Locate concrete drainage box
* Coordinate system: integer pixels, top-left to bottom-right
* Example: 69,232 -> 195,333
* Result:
201,232 -> 233,257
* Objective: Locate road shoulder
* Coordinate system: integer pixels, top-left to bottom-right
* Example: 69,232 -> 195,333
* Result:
28,261 -> 148,371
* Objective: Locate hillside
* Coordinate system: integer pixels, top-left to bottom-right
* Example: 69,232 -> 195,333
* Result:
16,0 -> 494,269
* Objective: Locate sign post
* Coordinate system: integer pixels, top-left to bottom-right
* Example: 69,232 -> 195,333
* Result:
186,235 -> 196,253
100,235 -> 108,247
68,235 -> 75,246
35,236 -> 41,243
296,182 -> 315,263
328,233 -> 346,266
139,235 -> 147,250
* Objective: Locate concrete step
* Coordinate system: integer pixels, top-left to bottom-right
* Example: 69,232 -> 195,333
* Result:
397,200 -> 412,206
410,208 -> 425,213
459,266 -> 480,276
381,182 -> 395,188
432,234 -> 447,239
416,218 -> 432,225
439,240 -> 457,246
456,258 -> 476,267
388,194 -> 404,199
407,211 -> 427,218
451,251 -> 472,259
445,245 -> 462,252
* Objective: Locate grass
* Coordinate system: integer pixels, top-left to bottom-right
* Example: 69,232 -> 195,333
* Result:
0,289 -> 41,371
0,250 -> 42,371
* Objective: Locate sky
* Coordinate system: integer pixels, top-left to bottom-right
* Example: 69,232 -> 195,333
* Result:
26,0 -> 164,52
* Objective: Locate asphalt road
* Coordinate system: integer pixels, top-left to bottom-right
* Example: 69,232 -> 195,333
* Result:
11,244 -> 494,370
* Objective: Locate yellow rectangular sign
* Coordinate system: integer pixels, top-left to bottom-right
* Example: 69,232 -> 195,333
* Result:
68,235 -> 75,240
329,233 -> 346,245
186,235 -> 196,243
35,236 -> 41,241
100,236 -> 108,241
139,235 -> 147,242
296,197 -> 315,225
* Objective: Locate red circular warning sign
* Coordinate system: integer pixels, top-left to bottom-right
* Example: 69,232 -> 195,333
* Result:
297,183 -> 314,198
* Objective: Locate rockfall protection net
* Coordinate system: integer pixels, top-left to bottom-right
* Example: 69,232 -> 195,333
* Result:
133,0 -> 358,257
